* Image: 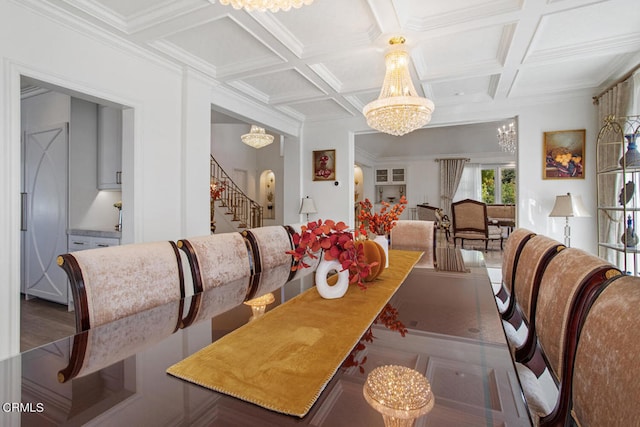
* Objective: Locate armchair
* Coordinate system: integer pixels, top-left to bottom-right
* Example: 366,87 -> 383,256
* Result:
451,199 -> 503,250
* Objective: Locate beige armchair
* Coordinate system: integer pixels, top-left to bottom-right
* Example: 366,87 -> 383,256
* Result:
451,199 -> 503,250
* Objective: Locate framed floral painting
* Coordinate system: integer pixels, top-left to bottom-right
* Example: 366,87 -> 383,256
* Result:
543,129 -> 585,179
313,149 -> 336,181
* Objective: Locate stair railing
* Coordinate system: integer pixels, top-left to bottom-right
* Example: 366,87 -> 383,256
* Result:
210,156 -> 263,231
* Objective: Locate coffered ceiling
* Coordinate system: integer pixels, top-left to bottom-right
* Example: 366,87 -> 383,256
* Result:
25,0 -> 640,127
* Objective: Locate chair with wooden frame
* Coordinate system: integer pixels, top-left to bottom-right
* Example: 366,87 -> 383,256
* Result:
177,231 -> 252,295
451,199 -> 503,250
57,241 -> 185,332
495,228 -> 536,313
513,248 -> 620,424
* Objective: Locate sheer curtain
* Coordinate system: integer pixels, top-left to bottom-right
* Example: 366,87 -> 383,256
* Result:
453,164 -> 480,202
439,158 -> 468,218
596,77 -> 633,263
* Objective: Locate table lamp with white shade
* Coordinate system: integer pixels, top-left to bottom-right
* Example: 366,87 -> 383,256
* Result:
549,192 -> 590,247
299,196 -> 317,221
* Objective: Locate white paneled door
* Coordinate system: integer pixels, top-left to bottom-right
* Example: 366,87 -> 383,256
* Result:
23,123 -> 69,305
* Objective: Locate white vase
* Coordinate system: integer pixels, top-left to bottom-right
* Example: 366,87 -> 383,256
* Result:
315,259 -> 350,299
374,235 -> 389,268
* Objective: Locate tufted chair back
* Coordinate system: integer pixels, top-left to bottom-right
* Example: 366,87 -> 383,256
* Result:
57,241 -> 185,332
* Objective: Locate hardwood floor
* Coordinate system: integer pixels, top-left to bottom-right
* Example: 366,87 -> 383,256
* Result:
21,295 -> 75,352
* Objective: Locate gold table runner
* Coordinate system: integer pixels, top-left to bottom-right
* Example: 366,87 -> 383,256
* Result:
166,250 -> 421,417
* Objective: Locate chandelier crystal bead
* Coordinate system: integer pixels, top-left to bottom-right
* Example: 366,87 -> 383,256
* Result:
242,125 -> 274,149
497,122 -> 517,153
218,0 -> 313,12
363,37 -> 435,137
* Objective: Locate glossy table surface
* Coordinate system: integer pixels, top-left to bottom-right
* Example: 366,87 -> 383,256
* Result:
2,249 -> 531,426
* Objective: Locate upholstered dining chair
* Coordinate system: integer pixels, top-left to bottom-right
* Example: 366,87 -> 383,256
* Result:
180,275 -> 252,328
451,199 -> 503,250
390,220 -> 436,268
177,232 -> 252,295
495,228 -> 536,313
242,225 -> 296,299
514,248 -> 620,424
568,275 -> 640,426
58,298 -> 183,383
57,241 -> 185,332
501,235 -> 564,352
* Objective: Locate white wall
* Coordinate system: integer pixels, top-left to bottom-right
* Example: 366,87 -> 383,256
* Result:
303,97 -> 599,252
516,97 -> 598,253
0,0 -> 211,359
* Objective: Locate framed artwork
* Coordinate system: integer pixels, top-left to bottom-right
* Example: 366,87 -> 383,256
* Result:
313,149 -> 336,181
543,129 -> 585,179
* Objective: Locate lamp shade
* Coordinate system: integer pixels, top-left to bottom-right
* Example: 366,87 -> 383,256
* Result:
299,196 -> 317,215
549,193 -> 590,218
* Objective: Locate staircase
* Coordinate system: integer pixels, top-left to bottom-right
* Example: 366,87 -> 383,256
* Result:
210,156 -> 263,233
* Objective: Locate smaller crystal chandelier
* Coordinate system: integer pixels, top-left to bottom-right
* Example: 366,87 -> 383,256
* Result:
497,122 -> 517,153
218,0 -> 313,12
242,125 -> 274,149
363,36 -> 435,137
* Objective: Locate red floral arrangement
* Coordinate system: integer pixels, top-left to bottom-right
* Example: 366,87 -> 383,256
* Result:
210,181 -> 226,200
287,219 -> 375,290
358,195 -> 408,235
286,218 -> 408,373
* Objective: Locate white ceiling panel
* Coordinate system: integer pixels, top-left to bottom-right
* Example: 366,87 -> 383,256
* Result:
163,17 -> 284,75
280,99 -> 355,121
32,0 -> 640,128
414,24 -> 509,79
512,55 -> 620,97
230,68 -> 326,104
309,50 -> 386,93
430,75 -> 496,104
526,0 -> 640,64
394,0 -> 522,31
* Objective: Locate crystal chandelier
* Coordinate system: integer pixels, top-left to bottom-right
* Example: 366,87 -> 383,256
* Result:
218,0 -> 313,12
363,37 -> 435,137
497,122 -> 517,153
242,125 -> 274,149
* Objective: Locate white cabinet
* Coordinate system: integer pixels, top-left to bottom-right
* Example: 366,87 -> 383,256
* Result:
375,167 -> 405,184
97,105 -> 122,190
68,234 -> 120,251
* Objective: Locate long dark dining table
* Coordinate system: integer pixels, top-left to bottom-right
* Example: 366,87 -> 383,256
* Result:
2,249 -> 531,426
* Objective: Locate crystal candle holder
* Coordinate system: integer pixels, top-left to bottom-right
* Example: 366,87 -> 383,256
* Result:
363,365 -> 434,427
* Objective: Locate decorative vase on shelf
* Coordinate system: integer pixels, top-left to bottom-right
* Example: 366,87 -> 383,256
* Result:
621,215 -> 639,247
619,134 -> 640,168
315,259 -> 350,299
373,235 -> 389,268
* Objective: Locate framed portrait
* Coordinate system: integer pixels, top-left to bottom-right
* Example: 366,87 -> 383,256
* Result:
543,129 -> 585,179
313,149 -> 336,181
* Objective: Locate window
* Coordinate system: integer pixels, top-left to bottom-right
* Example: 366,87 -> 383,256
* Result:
454,163 -> 516,204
